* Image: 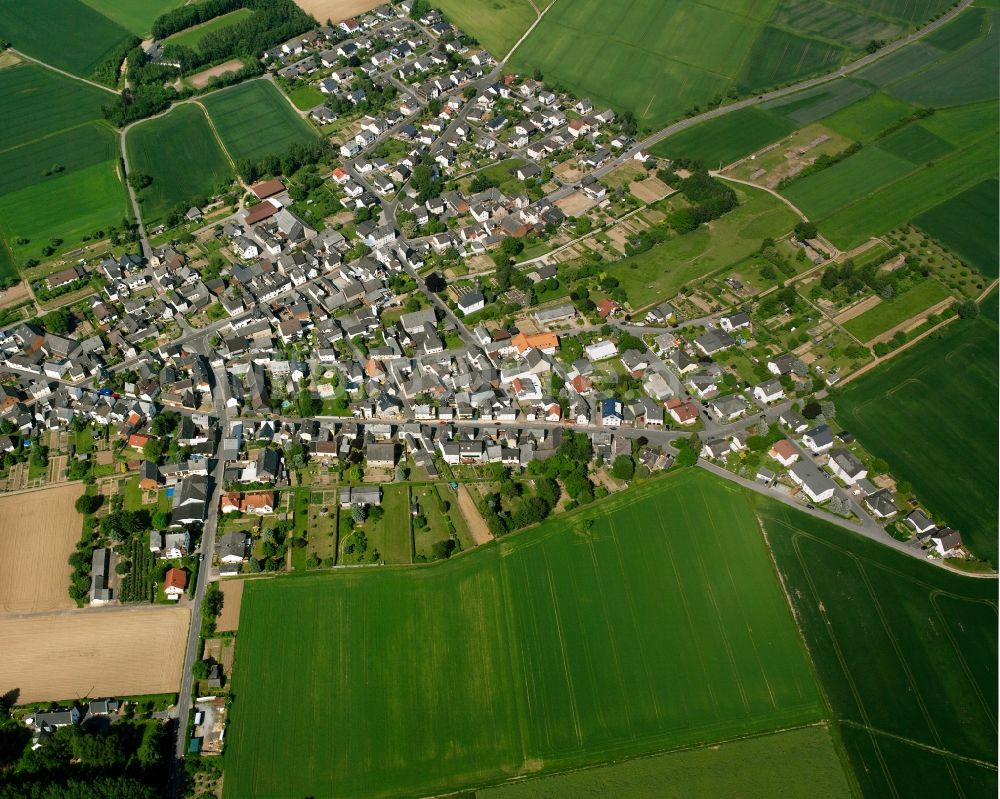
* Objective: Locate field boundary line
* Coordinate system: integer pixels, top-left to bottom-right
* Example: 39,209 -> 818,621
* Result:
8,48 -> 120,95
838,720 -> 998,771
193,100 -> 241,176
713,173 -> 810,223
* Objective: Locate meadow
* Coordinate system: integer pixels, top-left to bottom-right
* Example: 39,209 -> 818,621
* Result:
165,8 -> 255,51
224,470 -> 825,798
650,107 -> 796,167
126,104 -> 234,223
431,0 -> 538,58
914,179 -> 999,276
841,278 -> 951,341
479,726 -> 852,799
509,0 -> 950,132
836,293 -> 999,564
0,64 -> 113,151
616,186 -> 798,308
201,80 -> 319,163
79,0 -> 185,36
0,0 -> 133,78
758,498 -> 998,797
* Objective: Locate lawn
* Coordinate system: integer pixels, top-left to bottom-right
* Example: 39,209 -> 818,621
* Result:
841,278 -> 952,341
480,725 -> 852,799
914,179 -> 999,276
367,483 -> 412,564
650,107 -> 796,167
224,470 -> 825,798
783,145 -> 917,220
0,0 -> 134,78
431,0 -> 538,58
201,79 -> 318,163
126,104 -> 234,223
615,185 -> 798,308
165,8 -> 255,50
0,64 -> 112,152
758,497 -> 998,795
835,292 -> 999,563
285,84 -> 325,111
0,242 -> 14,285
79,0 -> 185,36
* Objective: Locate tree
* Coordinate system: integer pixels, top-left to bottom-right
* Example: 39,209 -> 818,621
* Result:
611,455 -> 635,481
75,494 -> 102,515
150,412 -> 179,437
958,299 -> 979,319
41,308 -> 71,335
794,221 -> 818,240
432,539 -> 456,560
352,504 -> 367,524
192,660 -> 209,680
143,438 -> 163,462
820,401 -> 835,419
802,401 -> 822,419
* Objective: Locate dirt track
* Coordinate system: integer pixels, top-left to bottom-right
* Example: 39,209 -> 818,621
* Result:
0,606 -> 190,703
216,579 -> 245,632
0,484 -> 81,613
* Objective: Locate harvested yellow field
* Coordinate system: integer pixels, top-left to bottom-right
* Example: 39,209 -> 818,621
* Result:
0,484 -> 82,613
293,0 -> 381,22
0,606 -> 190,703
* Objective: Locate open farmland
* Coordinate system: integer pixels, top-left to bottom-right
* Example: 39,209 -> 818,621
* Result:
126,103 -> 234,223
841,278 -> 951,341
201,79 -> 319,163
480,725 -> 852,799
650,107 -> 796,167
165,8 -> 255,50
836,293 -> 999,564
915,179 -> 999,276
0,606 -> 190,703
821,91 -> 915,142
0,0 -> 134,79
508,0 -> 951,132
616,185 -> 798,308
0,485 -> 81,613
758,498 -> 998,797
224,470 -> 825,798
0,64 -> 113,152
79,0 -> 185,36
764,78 -> 874,125
431,0 -> 538,58
292,0 -> 381,22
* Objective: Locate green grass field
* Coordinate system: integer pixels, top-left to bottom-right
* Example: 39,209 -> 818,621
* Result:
836,292 -> 999,563
0,240 -> 14,284
0,161 -> 130,263
165,8 -> 254,50
784,145 -> 917,220
0,64 -> 112,151
479,725 -> 852,799
819,135 -> 997,248
0,0 -> 133,78
126,104 -> 234,223
78,0 -> 184,36
758,498 -> 998,796
201,80 -> 318,163
650,107 -> 796,167
924,5 -> 988,50
224,470 -> 825,798
0,122 -> 118,195
841,278 -> 952,341
878,122 -> 955,163
432,0 -> 538,58
914,179 -> 999,275
764,78 -> 874,125
285,84 -> 325,111
509,0 -> 950,132
616,185 -> 798,308
822,92 -> 915,141
736,26 -> 846,93
887,11 -> 999,107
